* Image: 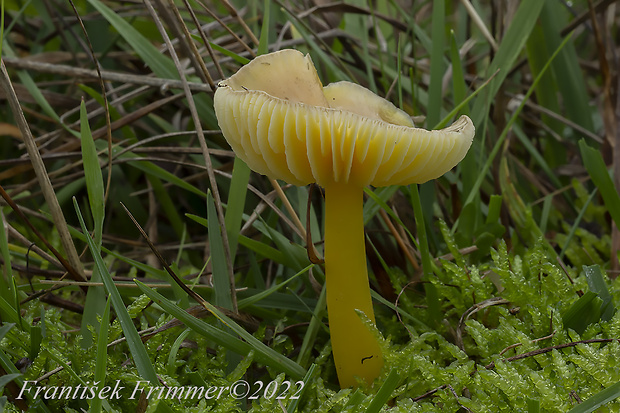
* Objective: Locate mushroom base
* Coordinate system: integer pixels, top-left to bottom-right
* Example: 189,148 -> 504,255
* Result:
324,182 -> 384,388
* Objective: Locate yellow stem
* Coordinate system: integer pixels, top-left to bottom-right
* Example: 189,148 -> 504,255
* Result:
324,182 -> 383,388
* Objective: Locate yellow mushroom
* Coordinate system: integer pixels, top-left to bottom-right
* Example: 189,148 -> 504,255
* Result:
214,49 -> 475,388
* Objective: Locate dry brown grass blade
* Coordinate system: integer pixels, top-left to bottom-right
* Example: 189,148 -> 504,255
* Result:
219,0 -> 259,46
459,0 -> 498,51
181,0 -> 225,81
167,0 -> 216,89
39,93 -> 185,159
274,0 -> 355,80
7,223 -> 62,269
193,0 -> 255,59
0,60 -> 86,282
144,0 -> 238,312
234,178 -> 304,239
0,92 -> 186,189
378,208 -> 420,271
0,82 -> 79,108
152,0 -> 212,87
2,57 -> 211,92
269,177 -> 323,263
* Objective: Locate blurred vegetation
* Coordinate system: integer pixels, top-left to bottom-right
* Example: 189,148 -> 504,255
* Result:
1,0 -> 620,411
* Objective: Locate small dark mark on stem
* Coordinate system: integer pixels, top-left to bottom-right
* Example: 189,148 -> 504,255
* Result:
361,355 -> 373,364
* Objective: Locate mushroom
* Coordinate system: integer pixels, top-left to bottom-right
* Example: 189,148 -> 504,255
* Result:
213,49 -> 475,388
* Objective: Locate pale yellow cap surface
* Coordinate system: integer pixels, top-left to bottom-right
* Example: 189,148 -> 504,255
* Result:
214,49 -> 475,188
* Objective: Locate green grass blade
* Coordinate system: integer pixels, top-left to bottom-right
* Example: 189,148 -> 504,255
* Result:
2,44 -> 61,123
209,43 -> 249,65
539,194 -> 553,234
166,328 -> 191,376
134,280 -> 249,349
207,191 -> 233,310
225,158 -> 251,259
558,187 -> 597,260
28,323 -> 42,361
562,292 -> 602,334
197,293 -> 307,379
79,100 -> 107,348
566,381 -> 620,413
0,324 -> 14,341
463,0 -> 546,199
579,139 -> 620,230
147,176 -> 185,239
0,210 -> 16,305
513,124 -> 563,189
363,186 -> 400,225
0,295 -> 27,333
73,198 -> 161,385
583,265 -> 615,321
486,195 -> 503,224
187,213 -> 290,266
457,30 -> 574,231
286,363 -> 317,412
371,290 -> 428,330
0,374 -> 21,394
0,347 -> 51,412
471,0 -> 546,125
89,297 -> 111,413
296,285 -> 327,366
239,288 -> 317,312
409,184 -> 440,325
0,0 -> 4,57
432,68 -> 497,129
364,368 -> 400,413
85,0 -> 218,128
257,0 -> 270,56
134,280 -> 306,379
526,23 -> 565,169
426,0 -> 445,128
237,264 -> 313,309
86,0 -> 177,79
449,29 -> 467,115
539,1 -> 594,133
79,101 -> 104,244
124,158 -> 206,198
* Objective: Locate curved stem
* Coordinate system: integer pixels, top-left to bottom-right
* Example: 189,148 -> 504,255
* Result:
324,182 -> 383,388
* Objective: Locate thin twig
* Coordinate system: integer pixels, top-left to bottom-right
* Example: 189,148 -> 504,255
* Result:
2,57 -> 212,92
484,338 -> 620,370
456,297 -> 511,350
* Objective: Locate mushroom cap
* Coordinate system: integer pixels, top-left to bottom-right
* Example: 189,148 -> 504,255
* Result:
214,49 -> 475,188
